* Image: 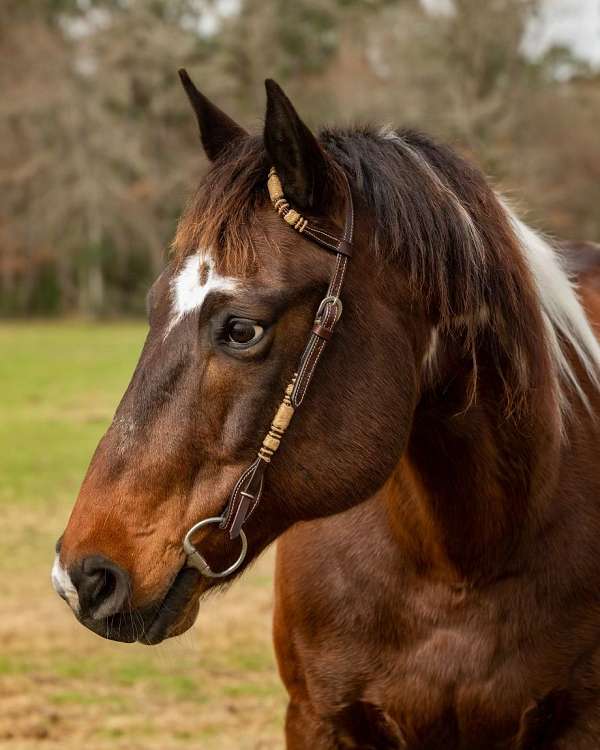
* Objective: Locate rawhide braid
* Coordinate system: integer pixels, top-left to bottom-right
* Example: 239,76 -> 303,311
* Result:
267,167 -> 308,233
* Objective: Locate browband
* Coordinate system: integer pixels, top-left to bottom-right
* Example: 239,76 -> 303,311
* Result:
266,168 -> 353,258
219,166 -> 354,540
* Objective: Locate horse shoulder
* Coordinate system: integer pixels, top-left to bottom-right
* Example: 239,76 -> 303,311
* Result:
273,504 -> 408,748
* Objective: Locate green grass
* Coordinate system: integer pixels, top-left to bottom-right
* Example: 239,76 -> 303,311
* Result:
0,320 -> 285,750
0,321 -> 146,508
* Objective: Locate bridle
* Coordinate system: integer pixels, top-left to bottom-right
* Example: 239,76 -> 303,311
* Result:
183,166 -> 354,577
183,165 -> 354,578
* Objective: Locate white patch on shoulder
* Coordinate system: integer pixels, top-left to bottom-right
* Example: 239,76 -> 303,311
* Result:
51,554 -> 80,615
166,251 -> 239,336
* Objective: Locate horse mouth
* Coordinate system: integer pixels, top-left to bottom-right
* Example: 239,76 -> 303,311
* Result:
77,567 -> 201,645
140,567 -> 201,645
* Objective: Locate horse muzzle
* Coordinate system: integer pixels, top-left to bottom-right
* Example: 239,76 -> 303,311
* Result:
51,550 -> 201,644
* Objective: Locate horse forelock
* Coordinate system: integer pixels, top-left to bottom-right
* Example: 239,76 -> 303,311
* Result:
171,136 -> 268,278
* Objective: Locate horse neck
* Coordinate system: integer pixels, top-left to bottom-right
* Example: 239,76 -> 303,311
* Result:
385,329 -> 569,585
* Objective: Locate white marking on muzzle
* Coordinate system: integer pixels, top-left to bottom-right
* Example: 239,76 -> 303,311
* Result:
51,554 -> 80,615
165,251 -> 239,337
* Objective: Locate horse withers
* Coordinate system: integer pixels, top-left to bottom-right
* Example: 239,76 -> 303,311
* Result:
53,71 -> 600,748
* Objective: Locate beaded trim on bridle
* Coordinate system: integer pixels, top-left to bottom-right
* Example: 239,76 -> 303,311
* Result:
267,167 -> 309,233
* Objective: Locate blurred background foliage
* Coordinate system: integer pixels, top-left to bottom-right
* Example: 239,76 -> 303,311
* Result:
1,0 -> 599,317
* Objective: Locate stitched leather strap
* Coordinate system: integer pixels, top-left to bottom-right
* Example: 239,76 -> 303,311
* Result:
220,170 -> 354,539
291,252 -> 348,408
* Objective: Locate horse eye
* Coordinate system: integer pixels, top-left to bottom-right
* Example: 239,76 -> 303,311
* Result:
226,318 -> 264,347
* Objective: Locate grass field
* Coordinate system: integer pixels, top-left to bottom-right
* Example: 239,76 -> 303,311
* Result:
0,322 -> 286,750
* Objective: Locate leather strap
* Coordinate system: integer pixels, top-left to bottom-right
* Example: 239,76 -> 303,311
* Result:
220,169 -> 354,539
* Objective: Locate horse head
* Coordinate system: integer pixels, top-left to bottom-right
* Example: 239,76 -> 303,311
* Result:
53,73 -> 420,643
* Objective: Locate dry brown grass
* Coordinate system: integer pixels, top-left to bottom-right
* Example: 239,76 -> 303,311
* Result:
1,540 -> 284,750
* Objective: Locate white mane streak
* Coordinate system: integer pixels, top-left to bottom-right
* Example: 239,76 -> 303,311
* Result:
377,126 -> 600,412
380,126 -> 485,263
501,200 -> 600,411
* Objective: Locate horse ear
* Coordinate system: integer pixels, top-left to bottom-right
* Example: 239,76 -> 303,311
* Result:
263,79 -> 329,211
178,69 -> 247,162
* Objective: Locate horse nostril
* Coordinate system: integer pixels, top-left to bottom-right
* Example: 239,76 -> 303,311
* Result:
70,555 -> 131,621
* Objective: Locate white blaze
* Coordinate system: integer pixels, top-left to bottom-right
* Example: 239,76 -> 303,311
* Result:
166,252 -> 239,335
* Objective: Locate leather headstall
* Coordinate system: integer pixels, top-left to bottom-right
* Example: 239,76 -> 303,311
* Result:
183,165 -> 354,579
218,166 -> 355,540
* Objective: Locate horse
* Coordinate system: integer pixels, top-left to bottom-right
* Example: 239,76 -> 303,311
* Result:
52,70 -> 600,749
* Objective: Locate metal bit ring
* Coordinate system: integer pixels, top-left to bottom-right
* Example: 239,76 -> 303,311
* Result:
183,517 -> 248,579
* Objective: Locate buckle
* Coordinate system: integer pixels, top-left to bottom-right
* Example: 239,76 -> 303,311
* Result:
315,295 -> 343,325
